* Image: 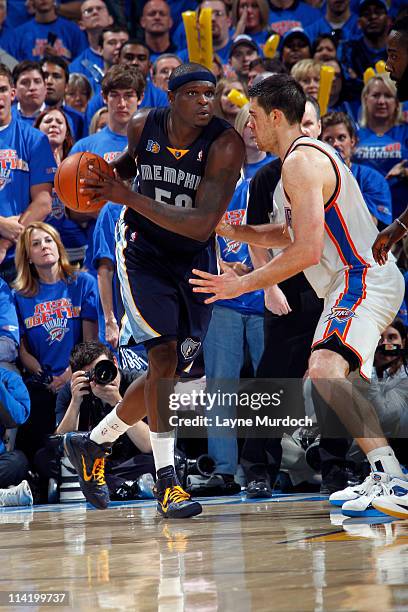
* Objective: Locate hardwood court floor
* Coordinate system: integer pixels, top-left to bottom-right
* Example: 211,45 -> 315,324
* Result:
1,493 -> 408,611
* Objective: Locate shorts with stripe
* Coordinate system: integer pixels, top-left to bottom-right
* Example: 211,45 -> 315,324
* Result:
312,261 -> 405,380
115,215 -> 217,373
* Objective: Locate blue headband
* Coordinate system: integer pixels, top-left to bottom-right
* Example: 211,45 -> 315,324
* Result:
168,70 -> 216,92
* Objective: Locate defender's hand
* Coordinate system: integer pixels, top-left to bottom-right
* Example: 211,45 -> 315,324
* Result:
189,261 -> 245,304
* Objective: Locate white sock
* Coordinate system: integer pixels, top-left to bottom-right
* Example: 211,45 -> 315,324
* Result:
366,446 -> 405,479
149,431 -> 175,474
90,405 -> 131,445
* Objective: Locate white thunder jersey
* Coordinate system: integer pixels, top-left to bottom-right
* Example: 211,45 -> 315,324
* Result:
274,136 -> 404,379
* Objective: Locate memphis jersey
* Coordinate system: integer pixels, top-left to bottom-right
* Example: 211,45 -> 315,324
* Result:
275,136 -> 380,299
126,107 -> 231,255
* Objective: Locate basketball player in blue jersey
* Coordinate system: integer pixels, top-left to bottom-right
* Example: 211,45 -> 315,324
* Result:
190,74 -> 408,518
63,62 -> 245,517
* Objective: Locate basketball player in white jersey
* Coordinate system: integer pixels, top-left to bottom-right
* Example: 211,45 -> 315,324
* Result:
190,74 -> 408,517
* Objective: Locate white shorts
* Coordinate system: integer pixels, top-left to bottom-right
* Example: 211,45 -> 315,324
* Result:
312,261 -> 405,380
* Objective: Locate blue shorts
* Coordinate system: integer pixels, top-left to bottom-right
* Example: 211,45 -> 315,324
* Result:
116,216 -> 217,373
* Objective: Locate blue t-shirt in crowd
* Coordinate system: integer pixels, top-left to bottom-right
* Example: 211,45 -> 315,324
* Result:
244,155 -> 273,179
70,127 -> 128,274
45,190 -> 88,257
14,272 -> 97,376
217,178 -> 264,315
0,119 -> 55,260
353,124 -> 408,219
305,14 -> 360,44
0,278 -> 19,345
69,47 -> 104,94
4,17 -> 87,62
268,1 -> 321,35
351,162 -> 392,225
83,80 -> 168,135
92,202 -> 122,349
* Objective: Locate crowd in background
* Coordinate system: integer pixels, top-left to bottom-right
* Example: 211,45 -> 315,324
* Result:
0,0 -> 407,506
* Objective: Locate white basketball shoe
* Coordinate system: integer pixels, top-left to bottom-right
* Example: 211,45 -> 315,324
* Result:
329,472 -> 392,517
372,478 -> 408,519
0,480 -> 33,507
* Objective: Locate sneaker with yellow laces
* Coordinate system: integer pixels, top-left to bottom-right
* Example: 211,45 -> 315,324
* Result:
154,466 -> 202,518
63,432 -> 111,509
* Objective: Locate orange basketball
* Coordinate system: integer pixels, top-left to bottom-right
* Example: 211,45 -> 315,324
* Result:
54,151 -> 114,213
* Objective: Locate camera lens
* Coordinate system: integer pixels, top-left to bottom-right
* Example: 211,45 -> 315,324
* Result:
93,360 -> 117,385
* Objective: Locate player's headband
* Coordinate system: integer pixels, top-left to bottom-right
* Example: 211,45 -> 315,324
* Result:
168,71 -> 216,92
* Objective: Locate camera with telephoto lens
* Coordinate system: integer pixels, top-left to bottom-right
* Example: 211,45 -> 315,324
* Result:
83,359 -> 118,385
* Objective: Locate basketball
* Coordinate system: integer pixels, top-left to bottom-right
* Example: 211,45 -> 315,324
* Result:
54,151 -> 114,213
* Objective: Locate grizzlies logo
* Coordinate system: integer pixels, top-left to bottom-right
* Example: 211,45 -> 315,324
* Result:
181,338 -> 201,360
146,140 -> 160,153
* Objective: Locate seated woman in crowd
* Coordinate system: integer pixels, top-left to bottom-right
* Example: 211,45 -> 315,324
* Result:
234,103 -> 271,178
291,59 -> 321,100
312,34 -> 338,63
34,109 -> 89,266
231,0 -> 270,47
354,74 -> 408,219
13,222 -> 97,460
214,76 -> 248,126
64,73 -> 92,115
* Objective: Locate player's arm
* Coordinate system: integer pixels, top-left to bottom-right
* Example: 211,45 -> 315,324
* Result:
217,220 -> 291,248
190,151 -> 325,302
83,128 -> 245,242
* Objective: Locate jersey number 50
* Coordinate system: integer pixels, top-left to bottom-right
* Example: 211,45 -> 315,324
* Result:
155,188 -> 193,208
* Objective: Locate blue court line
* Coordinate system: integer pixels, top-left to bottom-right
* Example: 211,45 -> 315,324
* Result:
0,492 -> 329,514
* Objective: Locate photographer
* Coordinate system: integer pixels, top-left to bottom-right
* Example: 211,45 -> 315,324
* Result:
35,341 -> 154,500
369,319 -> 408,439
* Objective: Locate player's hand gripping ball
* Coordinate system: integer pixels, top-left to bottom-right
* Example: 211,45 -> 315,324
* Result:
54,152 -> 114,213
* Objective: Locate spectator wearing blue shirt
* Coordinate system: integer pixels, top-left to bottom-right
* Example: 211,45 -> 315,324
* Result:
152,54 -> 182,91
312,33 -> 338,63
140,0 -> 180,63
69,24 -> 129,96
0,64 -> 53,284
13,222 -> 97,460
12,61 -> 46,126
201,0 -> 233,63
321,111 -> 393,226
354,73 -> 408,219
231,0 -> 271,48
280,28 -> 312,71
305,0 -> 360,46
4,0 -> 87,62
0,277 -> 19,372
71,65 -> 145,275
68,0 -> 113,88
229,35 -> 260,83
40,56 -> 84,141
0,0 -> 12,48
339,0 -> 390,82
235,103 -> 271,178
34,108 -> 89,264
84,40 -> 168,135
65,73 -> 93,115
268,0 -> 321,36
0,367 -> 30,489
203,177 -> 264,495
